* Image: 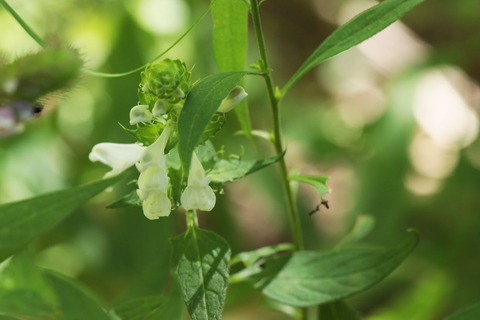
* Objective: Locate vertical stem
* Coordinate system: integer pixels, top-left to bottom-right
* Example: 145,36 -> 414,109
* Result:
185,210 -> 199,229
249,0 -> 304,252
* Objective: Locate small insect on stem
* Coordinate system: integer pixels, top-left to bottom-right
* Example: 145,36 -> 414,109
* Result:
308,200 -> 330,216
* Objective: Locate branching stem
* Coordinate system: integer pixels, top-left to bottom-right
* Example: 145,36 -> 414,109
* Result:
249,0 -> 304,252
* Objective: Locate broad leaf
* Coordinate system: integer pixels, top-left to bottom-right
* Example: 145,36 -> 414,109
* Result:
170,226 -> 231,320
212,0 -> 252,138
444,302 -> 480,320
318,300 -> 360,320
289,175 -> 329,200
282,0 -> 424,93
177,72 -> 246,173
252,231 -> 418,307
0,174 -> 125,262
337,215 -> 375,248
45,272 -> 110,320
208,153 -> 284,184
111,293 -> 182,320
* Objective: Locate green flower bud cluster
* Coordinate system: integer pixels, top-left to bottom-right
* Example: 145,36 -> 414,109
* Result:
138,59 -> 191,108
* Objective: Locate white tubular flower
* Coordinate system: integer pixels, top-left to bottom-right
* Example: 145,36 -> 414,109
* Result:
129,105 -> 153,125
89,143 -> 145,177
217,86 -> 248,113
181,152 -> 216,211
136,124 -> 172,171
136,124 -> 173,219
137,166 -> 169,194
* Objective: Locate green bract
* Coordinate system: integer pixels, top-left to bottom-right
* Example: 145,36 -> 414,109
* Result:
138,59 -> 191,107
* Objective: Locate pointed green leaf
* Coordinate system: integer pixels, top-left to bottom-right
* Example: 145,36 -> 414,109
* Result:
445,302 -> 480,320
282,0 -> 424,93
178,72 -> 246,173
0,174 -> 125,262
289,175 -> 330,199
208,152 -> 284,184
45,272 -> 110,320
318,300 -> 360,320
170,227 -> 231,320
253,231 -> 419,307
212,0 -> 252,138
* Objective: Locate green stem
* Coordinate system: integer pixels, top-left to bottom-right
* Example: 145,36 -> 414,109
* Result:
0,0 -> 45,47
249,0 -> 304,252
186,210 -> 199,229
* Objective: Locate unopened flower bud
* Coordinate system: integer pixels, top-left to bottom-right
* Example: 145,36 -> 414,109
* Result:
152,99 -> 172,116
217,86 -> 248,113
129,105 -> 153,125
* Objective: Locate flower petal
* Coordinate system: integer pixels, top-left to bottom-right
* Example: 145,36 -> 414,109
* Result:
89,143 -> 145,177
142,191 -> 172,219
180,185 -> 216,212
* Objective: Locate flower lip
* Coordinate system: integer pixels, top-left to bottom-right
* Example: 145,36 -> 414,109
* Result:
89,143 -> 146,177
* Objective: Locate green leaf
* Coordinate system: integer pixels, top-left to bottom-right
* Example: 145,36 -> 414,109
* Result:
120,123 -> 163,146
208,152 -> 284,184
289,175 -> 330,200
177,72 -> 246,173
252,231 -> 419,307
282,0 -> 424,93
230,243 -> 294,285
231,243 -> 294,267
111,293 -> 182,320
444,302 -> 480,320
170,226 -> 231,320
45,272 -> 110,320
0,174 -> 125,263
0,253 -> 57,318
212,0 -> 252,138
337,215 -> 375,248
318,300 -> 360,320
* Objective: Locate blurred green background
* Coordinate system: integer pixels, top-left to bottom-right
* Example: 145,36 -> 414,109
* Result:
1,0 -> 479,319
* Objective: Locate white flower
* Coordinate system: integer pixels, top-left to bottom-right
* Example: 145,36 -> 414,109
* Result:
89,143 -> 145,178
88,124 -> 174,220
217,86 -> 248,113
129,105 -> 153,125
136,124 -> 172,219
181,152 -> 216,211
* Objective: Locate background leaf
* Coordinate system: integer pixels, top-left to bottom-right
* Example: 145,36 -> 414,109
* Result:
177,72 -> 246,173
318,300 -> 360,320
110,291 -> 182,320
0,174 -> 125,263
444,302 -> 480,320
282,0 -> 424,93
170,226 -> 231,320
289,175 -> 330,200
208,153 -> 284,183
45,272 -> 111,320
252,231 -> 418,307
211,0 -> 252,138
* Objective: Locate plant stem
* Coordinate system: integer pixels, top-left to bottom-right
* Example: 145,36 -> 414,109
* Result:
249,0 -> 304,252
0,0 -> 45,48
186,210 -> 199,229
